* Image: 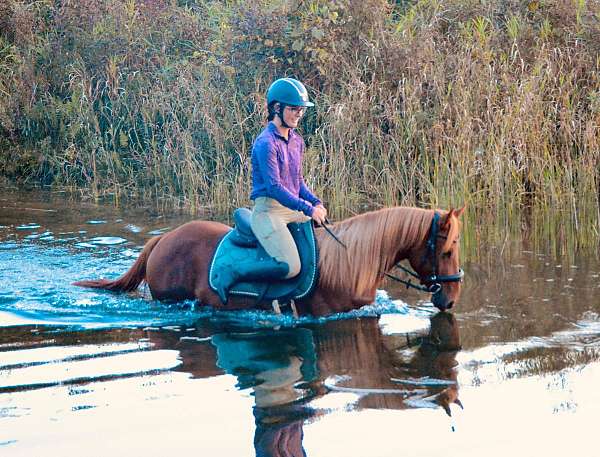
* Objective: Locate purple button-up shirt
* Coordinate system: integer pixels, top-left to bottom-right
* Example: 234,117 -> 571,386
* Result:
250,122 -> 321,216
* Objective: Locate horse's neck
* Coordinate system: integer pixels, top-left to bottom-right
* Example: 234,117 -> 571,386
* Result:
348,207 -> 429,270
318,207 -> 431,302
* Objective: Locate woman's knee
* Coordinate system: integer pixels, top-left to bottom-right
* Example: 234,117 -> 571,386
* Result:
284,256 -> 302,279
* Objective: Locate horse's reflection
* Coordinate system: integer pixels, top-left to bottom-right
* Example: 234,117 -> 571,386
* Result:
315,312 -> 462,416
146,312 -> 461,456
399,311 -> 462,416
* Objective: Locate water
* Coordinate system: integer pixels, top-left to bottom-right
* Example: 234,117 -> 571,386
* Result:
1,188 -> 599,456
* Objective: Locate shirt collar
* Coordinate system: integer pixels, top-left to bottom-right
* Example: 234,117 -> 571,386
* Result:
268,121 -> 296,142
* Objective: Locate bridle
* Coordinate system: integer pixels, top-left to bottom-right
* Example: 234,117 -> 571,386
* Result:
384,212 -> 464,295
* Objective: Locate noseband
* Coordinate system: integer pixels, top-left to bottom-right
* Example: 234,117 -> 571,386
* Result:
385,212 -> 464,294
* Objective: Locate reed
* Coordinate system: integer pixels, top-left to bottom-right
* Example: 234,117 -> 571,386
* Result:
0,0 -> 598,248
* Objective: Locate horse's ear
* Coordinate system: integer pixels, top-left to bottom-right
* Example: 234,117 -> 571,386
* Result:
441,210 -> 453,230
455,205 -> 466,218
441,402 -> 452,417
442,205 -> 466,230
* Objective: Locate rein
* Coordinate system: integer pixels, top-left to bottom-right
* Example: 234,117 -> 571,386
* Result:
385,212 -> 464,294
321,218 -> 347,248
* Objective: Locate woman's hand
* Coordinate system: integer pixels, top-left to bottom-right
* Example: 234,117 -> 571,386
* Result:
311,205 -> 327,226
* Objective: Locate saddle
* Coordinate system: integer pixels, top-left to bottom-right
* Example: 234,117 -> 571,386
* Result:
208,208 -> 319,303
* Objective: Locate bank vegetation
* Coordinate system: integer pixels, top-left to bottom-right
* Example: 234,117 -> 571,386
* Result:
1,0 -> 599,244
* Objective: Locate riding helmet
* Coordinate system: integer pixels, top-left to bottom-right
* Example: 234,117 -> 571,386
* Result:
266,78 -> 315,107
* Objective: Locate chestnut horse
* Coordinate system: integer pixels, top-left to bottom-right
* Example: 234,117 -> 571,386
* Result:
74,206 -> 465,316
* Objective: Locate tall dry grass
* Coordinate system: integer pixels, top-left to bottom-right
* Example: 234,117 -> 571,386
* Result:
0,0 -> 599,249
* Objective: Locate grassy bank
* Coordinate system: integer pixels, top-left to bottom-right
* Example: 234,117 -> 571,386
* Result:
1,0 -> 599,243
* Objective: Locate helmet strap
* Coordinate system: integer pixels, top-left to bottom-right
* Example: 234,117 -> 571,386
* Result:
277,103 -> 292,129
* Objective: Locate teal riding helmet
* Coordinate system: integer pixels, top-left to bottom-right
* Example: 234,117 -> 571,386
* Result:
267,78 -> 315,107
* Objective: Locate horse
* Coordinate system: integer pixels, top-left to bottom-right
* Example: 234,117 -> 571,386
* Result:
73,206 -> 465,316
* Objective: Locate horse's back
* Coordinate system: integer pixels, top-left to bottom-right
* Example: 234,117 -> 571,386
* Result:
155,220 -> 230,248
146,220 -> 230,301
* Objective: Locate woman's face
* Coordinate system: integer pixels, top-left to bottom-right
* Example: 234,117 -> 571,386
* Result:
281,105 -> 306,128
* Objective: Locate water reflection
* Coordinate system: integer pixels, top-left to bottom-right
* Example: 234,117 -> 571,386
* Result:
212,329 -> 318,406
3,308 -> 600,455
313,312 -> 462,417
147,326 -> 318,456
213,330 -> 317,457
398,312 -> 462,416
145,313 -> 462,456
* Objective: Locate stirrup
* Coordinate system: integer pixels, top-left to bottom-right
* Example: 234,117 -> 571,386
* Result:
271,299 -> 299,318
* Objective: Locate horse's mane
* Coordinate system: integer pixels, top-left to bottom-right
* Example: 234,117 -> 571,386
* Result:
317,207 -> 456,299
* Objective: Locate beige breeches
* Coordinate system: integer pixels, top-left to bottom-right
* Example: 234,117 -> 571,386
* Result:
251,197 -> 311,278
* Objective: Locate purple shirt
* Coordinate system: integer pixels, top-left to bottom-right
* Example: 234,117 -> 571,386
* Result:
250,122 -> 321,216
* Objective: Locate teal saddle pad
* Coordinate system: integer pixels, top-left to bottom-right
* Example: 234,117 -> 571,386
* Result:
208,213 -> 319,302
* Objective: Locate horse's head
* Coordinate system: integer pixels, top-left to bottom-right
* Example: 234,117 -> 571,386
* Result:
408,206 -> 465,311
426,311 -> 461,352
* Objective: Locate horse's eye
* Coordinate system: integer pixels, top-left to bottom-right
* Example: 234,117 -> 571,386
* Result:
442,251 -> 452,258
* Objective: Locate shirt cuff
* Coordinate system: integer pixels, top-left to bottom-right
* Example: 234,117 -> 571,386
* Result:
300,202 -> 315,217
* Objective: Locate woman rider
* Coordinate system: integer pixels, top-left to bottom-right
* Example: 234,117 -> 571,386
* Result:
215,78 -> 327,303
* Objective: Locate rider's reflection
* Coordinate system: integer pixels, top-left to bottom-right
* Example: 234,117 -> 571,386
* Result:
212,329 -> 318,457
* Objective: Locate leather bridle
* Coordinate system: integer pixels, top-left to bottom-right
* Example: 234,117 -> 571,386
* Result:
385,212 -> 464,294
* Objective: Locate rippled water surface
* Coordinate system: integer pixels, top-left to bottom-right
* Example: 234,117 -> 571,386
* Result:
1,189 -> 599,456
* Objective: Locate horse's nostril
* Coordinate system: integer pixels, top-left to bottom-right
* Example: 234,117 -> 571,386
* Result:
447,301 -> 454,309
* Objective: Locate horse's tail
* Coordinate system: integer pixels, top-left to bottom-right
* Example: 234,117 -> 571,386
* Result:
73,235 -> 163,292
